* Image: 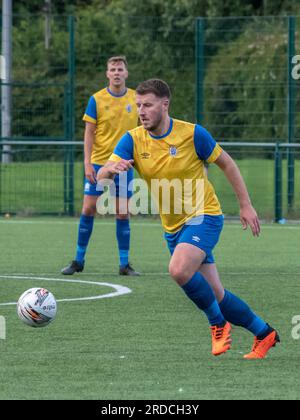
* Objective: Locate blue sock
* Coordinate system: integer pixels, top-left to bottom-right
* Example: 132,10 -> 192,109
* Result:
219,290 -> 268,336
75,214 -> 94,264
182,272 -> 225,326
116,219 -> 130,267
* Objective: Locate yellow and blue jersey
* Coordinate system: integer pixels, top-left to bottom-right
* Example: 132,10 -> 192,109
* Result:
109,119 -> 223,234
83,87 -> 138,165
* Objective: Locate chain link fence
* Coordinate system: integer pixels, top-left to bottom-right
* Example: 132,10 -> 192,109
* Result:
1,141 -> 299,221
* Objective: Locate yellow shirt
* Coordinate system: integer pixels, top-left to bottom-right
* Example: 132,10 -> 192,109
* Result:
110,119 -> 223,234
83,87 -> 138,165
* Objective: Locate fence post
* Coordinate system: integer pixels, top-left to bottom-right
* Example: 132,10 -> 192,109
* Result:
0,142 -> 1,213
1,0 -> 12,164
67,15 -> 75,216
287,16 -> 296,211
63,83 -> 69,215
195,17 -> 205,124
274,144 -> 283,223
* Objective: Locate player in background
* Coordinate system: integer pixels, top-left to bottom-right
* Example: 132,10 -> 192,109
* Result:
62,56 -> 140,276
97,79 -> 280,359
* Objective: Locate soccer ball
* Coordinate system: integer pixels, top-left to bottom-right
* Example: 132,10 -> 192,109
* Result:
17,288 -> 57,328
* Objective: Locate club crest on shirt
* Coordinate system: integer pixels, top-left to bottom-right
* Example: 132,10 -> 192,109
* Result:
169,146 -> 178,157
126,104 -> 132,113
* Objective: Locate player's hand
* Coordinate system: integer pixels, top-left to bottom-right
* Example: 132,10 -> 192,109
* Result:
240,204 -> 261,237
109,159 -> 134,175
85,163 -> 97,184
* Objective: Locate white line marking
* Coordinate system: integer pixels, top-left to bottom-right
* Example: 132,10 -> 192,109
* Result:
3,271 -> 298,279
1,218 -> 300,229
0,220 -> 162,227
0,275 -> 132,306
8,272 -> 170,277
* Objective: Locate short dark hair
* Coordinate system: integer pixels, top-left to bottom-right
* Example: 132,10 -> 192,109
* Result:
136,79 -> 171,99
107,55 -> 128,69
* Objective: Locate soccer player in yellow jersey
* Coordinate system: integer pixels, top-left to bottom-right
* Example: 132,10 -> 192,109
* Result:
97,79 -> 280,359
62,56 -> 140,276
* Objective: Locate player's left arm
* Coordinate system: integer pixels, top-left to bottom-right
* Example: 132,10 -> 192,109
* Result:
194,124 -> 260,237
214,150 -> 260,237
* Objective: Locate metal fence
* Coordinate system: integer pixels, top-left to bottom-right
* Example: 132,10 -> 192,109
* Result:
0,14 -> 299,219
1,140 -> 299,221
0,141 -> 81,215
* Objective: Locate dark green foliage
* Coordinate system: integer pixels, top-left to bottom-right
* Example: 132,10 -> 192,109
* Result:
204,18 -> 289,142
5,1 -> 300,140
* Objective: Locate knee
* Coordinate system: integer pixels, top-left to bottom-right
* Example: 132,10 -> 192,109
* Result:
82,204 -> 96,217
214,288 -> 225,303
169,262 -> 191,285
116,213 -> 129,221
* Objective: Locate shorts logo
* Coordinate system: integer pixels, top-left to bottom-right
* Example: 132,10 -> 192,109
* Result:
169,146 -> 177,157
141,152 -> 151,159
84,182 -> 91,192
126,104 -> 132,113
192,236 -> 201,243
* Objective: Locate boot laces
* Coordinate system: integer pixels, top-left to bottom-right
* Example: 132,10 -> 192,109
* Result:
252,338 -> 262,352
211,326 -> 225,340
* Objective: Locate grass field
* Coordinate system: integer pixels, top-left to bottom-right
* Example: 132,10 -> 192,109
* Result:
0,217 -> 300,400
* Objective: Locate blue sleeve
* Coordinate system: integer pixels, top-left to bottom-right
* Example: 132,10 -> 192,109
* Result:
194,124 -> 218,161
113,132 -> 134,160
84,96 -> 97,120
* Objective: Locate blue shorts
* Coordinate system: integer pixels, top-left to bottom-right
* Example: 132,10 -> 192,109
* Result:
164,215 -> 224,264
84,164 -> 133,198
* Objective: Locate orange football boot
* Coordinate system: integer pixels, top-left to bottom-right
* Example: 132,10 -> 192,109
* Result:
244,329 -> 280,359
210,322 -> 232,356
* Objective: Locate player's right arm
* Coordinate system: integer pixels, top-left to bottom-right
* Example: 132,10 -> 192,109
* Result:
98,159 -> 134,180
83,95 -> 98,184
97,132 -> 134,181
84,122 -> 97,184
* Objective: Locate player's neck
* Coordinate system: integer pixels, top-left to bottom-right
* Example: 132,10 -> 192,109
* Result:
149,116 -> 171,137
108,84 -> 127,96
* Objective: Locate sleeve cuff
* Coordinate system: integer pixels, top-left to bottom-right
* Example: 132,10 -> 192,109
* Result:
109,153 -> 123,162
83,114 -> 96,124
206,144 -> 223,163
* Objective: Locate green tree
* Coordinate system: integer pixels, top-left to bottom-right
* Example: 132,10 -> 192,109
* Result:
203,17 -> 291,143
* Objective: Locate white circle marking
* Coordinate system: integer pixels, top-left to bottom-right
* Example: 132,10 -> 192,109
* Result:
0,275 -> 132,306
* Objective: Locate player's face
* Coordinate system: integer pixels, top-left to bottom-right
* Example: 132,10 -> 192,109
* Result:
106,61 -> 128,88
136,93 -> 169,131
